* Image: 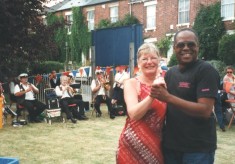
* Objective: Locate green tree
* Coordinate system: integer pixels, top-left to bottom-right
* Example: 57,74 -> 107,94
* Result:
218,34 -> 235,65
46,13 -> 67,62
0,0 -> 58,75
168,54 -> 178,67
207,60 -> 226,78
156,36 -> 172,58
70,7 -> 91,64
193,2 -> 225,60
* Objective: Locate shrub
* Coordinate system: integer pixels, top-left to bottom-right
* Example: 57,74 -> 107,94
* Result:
207,60 -> 226,79
31,61 -> 64,74
167,54 -> 178,67
218,34 -> 235,65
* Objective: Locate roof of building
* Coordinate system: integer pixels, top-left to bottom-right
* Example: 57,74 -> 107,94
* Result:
45,0 -> 117,13
85,0 -> 118,6
45,0 -> 83,13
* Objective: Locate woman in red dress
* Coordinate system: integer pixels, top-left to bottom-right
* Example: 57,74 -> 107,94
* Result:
117,43 -> 167,164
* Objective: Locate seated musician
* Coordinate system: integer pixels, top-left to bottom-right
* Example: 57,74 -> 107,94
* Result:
14,73 -> 46,123
90,70 -> 115,119
111,66 -> 130,107
55,75 -> 85,123
67,73 -> 88,120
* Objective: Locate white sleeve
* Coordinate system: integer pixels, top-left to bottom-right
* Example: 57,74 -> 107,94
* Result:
31,84 -> 39,92
9,82 -> 15,94
14,84 -> 20,95
55,86 -> 62,97
90,80 -> 96,91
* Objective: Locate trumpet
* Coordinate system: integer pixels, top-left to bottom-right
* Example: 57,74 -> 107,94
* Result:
100,75 -> 111,91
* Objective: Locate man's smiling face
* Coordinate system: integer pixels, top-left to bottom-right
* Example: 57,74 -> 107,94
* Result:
174,31 -> 199,66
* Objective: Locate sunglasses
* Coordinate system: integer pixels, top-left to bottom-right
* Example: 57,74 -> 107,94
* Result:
227,72 -> 233,74
175,41 -> 197,49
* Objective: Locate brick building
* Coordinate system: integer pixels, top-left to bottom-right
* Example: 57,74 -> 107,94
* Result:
46,0 -> 235,61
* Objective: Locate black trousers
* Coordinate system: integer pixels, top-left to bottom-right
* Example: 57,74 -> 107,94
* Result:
94,95 -> 114,116
20,99 -> 46,120
60,97 -> 84,119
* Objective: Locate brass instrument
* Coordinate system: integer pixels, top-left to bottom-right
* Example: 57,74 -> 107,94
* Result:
100,75 -> 111,91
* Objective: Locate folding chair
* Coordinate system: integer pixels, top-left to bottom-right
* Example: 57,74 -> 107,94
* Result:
225,99 -> 235,129
44,88 -> 62,125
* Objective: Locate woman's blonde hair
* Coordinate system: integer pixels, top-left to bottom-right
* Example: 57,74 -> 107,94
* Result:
137,43 -> 160,61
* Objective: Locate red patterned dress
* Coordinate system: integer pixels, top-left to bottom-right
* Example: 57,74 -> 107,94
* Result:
116,79 -> 166,164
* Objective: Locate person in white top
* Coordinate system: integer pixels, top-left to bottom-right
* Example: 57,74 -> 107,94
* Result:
112,66 -> 130,107
8,76 -> 17,106
55,75 -> 86,123
223,66 -> 235,107
14,73 -> 46,123
67,73 -> 88,120
90,70 -> 115,119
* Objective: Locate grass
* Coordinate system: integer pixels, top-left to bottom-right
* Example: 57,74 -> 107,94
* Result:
1,106 -> 235,164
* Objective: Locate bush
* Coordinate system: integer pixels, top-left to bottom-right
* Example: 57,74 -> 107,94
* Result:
96,14 -> 140,29
207,60 -> 226,79
167,54 -> 178,67
31,61 -> 64,74
218,34 -> 235,65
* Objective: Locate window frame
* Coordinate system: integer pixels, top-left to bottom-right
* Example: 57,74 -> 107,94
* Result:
221,0 -> 235,21
87,9 -> 95,31
144,1 -> 157,31
178,0 -> 190,25
65,12 -> 73,34
110,5 -> 119,23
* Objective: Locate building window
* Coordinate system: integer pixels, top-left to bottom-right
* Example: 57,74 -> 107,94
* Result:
221,0 -> 235,20
110,6 -> 118,23
146,5 -> 156,29
65,13 -> 73,34
178,0 -> 190,24
87,10 -> 94,31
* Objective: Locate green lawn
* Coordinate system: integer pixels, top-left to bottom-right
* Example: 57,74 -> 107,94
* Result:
0,108 -> 235,164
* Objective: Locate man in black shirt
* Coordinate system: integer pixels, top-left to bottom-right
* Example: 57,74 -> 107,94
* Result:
151,28 -> 219,164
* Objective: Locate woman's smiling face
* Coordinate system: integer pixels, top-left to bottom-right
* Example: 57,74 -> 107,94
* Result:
138,52 -> 159,76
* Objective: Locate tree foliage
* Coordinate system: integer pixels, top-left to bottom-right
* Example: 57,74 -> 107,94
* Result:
156,36 -> 172,58
207,60 -> 226,78
193,2 -> 225,60
218,34 -> 235,65
70,7 -> 91,64
31,61 -> 64,74
0,0 -> 58,75
168,54 -> 178,67
96,14 -> 140,29
46,13 -> 67,62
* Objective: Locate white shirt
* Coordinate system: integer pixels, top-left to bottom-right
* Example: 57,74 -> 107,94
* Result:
14,83 -> 38,100
91,79 -> 106,95
55,85 -> 73,99
113,71 -> 130,89
9,82 -> 15,94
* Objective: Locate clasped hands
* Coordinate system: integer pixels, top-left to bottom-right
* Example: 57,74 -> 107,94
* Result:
150,79 -> 169,102
25,85 -> 34,93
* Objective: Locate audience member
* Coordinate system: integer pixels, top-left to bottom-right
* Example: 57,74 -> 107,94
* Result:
50,70 -> 60,88
150,28 -> 219,164
223,66 -> 235,106
91,70 -> 115,119
117,43 -> 167,163
14,73 -> 46,123
214,91 -> 226,132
